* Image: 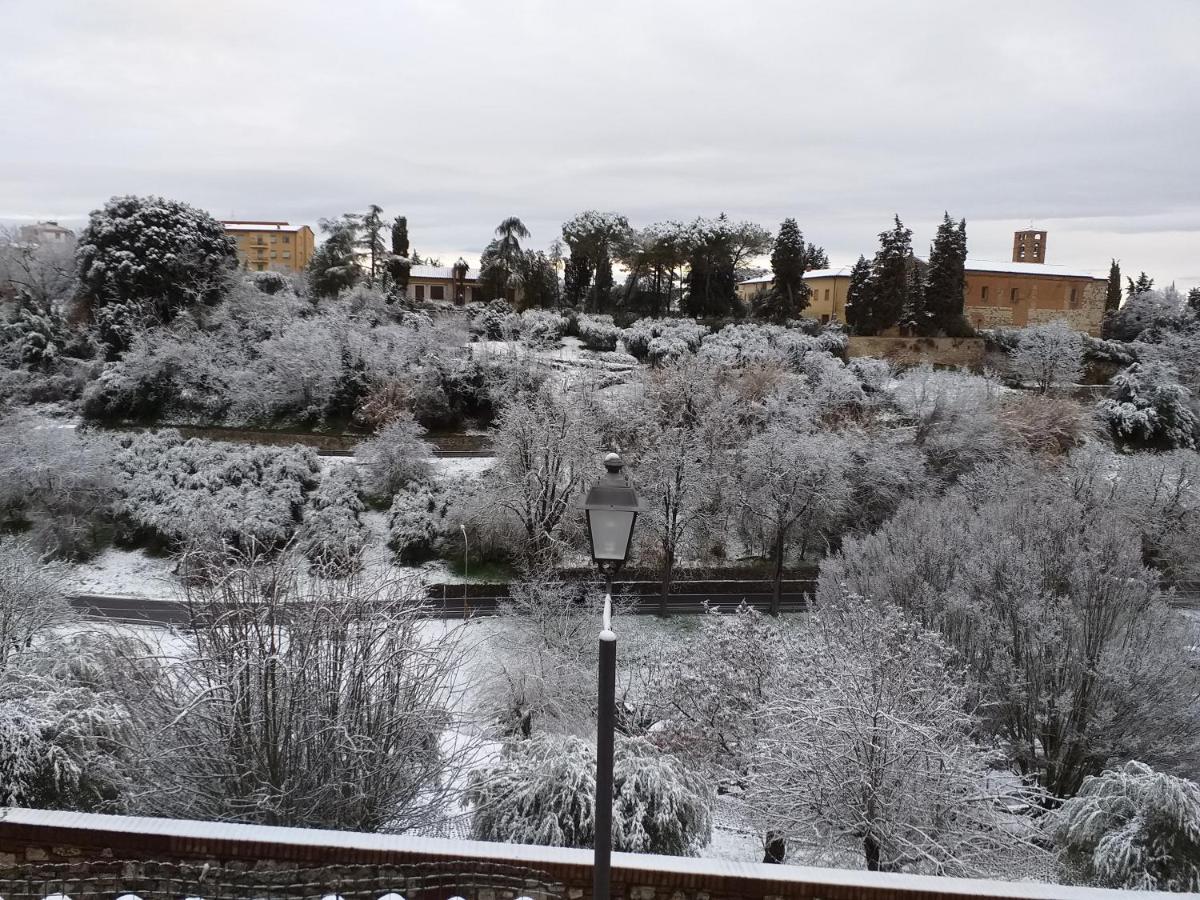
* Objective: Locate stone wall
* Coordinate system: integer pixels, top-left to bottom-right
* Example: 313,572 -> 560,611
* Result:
846,336 -> 984,368
0,808 -> 1144,900
1025,281 -> 1105,335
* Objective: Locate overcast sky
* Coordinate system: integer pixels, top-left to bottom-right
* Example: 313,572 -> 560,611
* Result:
3,1 -> 1198,288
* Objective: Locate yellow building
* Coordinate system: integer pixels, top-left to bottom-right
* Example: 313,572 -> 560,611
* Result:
736,267 -> 853,323
738,248 -> 1107,335
222,221 -> 314,273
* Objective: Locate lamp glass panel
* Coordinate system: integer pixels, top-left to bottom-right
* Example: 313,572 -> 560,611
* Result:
588,509 -> 635,561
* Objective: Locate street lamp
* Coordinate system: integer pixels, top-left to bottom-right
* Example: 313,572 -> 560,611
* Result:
581,452 -> 641,900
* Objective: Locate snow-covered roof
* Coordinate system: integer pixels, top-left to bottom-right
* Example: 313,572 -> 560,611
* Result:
410,264 -> 479,282
223,222 -> 307,233
961,258 -> 1103,279
740,267 -> 852,285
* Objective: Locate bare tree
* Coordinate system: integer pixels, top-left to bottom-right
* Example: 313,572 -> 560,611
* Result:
734,420 -> 851,614
484,382 -> 598,566
0,225 -> 77,312
131,548 -> 476,832
751,592 -> 1046,876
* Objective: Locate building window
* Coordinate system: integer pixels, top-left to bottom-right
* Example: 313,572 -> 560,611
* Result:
824,289 -> 830,302
981,285 -> 989,301
282,252 -> 290,258
414,284 -> 425,300
1010,288 -> 1019,304
270,252 -> 277,258
430,285 -> 445,301
283,235 -> 290,244
1069,287 -> 1078,307
270,235 -> 277,243
471,287 -> 482,302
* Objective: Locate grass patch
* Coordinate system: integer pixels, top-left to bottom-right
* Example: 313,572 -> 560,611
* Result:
443,555 -> 517,583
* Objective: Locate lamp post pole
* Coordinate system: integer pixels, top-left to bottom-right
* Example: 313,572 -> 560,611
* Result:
594,569 -> 616,900
581,453 -> 641,900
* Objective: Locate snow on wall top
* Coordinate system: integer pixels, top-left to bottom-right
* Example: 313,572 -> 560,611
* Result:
0,808 -> 1178,900
410,264 -> 480,282
223,222 -> 307,233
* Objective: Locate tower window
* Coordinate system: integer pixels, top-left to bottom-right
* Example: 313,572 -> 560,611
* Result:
1069,287 -> 1078,307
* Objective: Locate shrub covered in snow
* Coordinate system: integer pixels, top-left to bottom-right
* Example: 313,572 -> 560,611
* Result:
1104,289 -> 1196,342
576,314 -> 622,352
112,432 -> 320,554
519,309 -> 569,346
354,412 -> 433,503
250,270 -> 290,295
1053,761 -> 1200,892
467,733 -> 713,855
847,356 -> 892,393
387,481 -> 450,564
469,300 -> 518,340
1097,361 -> 1199,450
1011,320 -> 1084,393
623,318 -> 709,361
0,541 -> 69,671
299,466 -> 367,576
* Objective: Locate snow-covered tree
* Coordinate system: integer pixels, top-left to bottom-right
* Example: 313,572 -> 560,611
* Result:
1104,288 -> 1195,341
683,216 -> 740,318
1053,761 -> 1200,892
1105,259 -> 1122,314
842,255 -> 873,334
627,361 -> 742,614
75,195 -> 236,350
135,550 -> 470,832
820,470 -> 1200,799
1098,360 -> 1199,450
1012,319 -> 1084,393
483,382 -> 598,565
308,214 -> 361,299
562,211 -> 631,312
0,634 -> 139,813
752,592 -> 1044,875
922,213 -> 967,335
734,419 -> 851,613
0,226 -> 77,313
359,204 -> 387,287
652,603 -> 786,786
853,216 -> 913,335
0,541 -> 69,671
355,412 -> 433,502
754,218 -> 811,323
467,733 -> 713,856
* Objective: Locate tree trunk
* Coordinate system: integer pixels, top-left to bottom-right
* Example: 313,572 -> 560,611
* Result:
763,830 -> 787,864
658,544 -> 675,619
864,833 -> 881,871
770,533 -> 785,616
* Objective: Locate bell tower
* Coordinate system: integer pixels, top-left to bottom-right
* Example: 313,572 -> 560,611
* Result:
1012,229 -> 1046,264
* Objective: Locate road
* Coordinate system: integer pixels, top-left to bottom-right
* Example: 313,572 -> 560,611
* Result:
69,591 -> 814,626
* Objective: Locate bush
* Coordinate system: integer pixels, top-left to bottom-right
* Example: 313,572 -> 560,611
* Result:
467,734 -> 713,855
1097,361 -> 1200,450
355,413 -> 433,503
387,482 -> 450,564
519,309 -> 568,346
470,300 -> 517,340
250,270 -> 290,295
576,314 -> 622,352
113,432 -> 320,555
624,318 -> 708,361
1053,761 -> 1200,892
299,466 -> 367,576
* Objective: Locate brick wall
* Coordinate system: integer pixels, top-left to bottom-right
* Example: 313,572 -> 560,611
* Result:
0,809 -> 1155,900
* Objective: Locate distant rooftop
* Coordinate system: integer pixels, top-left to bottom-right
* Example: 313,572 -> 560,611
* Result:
740,266 -> 852,285
222,221 -> 307,232
410,264 -> 478,281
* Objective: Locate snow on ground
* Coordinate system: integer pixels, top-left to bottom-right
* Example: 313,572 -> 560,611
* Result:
430,455 -> 495,478
64,547 -> 181,600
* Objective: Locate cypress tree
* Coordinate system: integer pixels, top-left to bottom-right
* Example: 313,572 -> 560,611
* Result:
844,255 -> 873,334
869,215 -> 913,334
757,218 -> 810,323
902,256 -> 928,333
923,213 -> 967,335
1105,259 -> 1121,313
387,216 -> 411,296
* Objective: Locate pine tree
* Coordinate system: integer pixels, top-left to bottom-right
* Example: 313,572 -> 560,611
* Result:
802,241 -> 829,271
308,215 -> 361,299
843,255 -> 873,334
922,213 -> 967,335
756,218 -> 810,323
902,255 -> 928,333
1105,259 -> 1122,313
1126,271 -> 1154,298
359,204 -> 386,287
1189,287 -> 1200,314
855,216 -> 912,334
683,222 -> 737,318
